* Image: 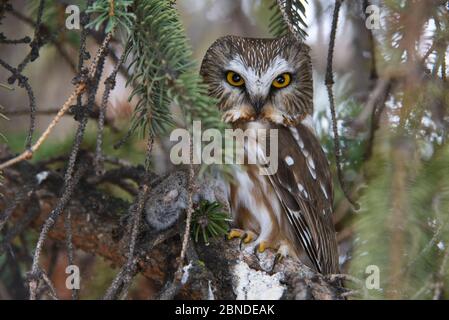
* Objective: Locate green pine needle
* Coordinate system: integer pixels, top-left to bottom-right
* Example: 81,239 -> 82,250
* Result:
86,0 -> 135,34
124,0 -> 225,138
192,200 -> 231,245
269,0 -> 308,40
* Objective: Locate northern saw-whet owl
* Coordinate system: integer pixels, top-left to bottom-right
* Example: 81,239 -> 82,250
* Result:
200,35 -> 339,275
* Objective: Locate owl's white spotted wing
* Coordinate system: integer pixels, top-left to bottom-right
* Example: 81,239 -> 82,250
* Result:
265,123 -> 339,274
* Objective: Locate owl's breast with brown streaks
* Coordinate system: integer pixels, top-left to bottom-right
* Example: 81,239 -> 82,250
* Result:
227,121 -> 300,257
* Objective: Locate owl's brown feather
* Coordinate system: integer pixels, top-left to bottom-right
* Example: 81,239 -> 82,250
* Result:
269,123 -> 339,274
228,121 -> 339,274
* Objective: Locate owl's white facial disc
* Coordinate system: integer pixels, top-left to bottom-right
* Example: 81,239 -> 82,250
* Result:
225,55 -> 292,98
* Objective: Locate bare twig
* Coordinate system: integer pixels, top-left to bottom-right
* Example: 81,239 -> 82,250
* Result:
0,58 -> 37,150
325,0 -> 359,209
158,134 -> 196,300
8,3 -> 78,72
27,29 -> 113,300
64,211 -> 77,300
4,107 -> 120,132
0,183 -> 34,232
28,161 -> 88,299
0,32 -> 113,171
95,41 -> 130,175
0,84 -> 85,171
27,266 -> 59,300
327,273 -> 369,299
0,35 -> 31,44
103,134 -> 154,300
0,192 -> 41,256
3,0 -> 47,149
40,269 -> 59,300
176,137 -> 195,278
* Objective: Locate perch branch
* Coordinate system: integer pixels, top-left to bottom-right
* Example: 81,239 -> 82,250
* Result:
0,154 -> 344,300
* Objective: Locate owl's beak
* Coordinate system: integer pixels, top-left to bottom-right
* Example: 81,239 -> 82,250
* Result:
251,96 -> 265,114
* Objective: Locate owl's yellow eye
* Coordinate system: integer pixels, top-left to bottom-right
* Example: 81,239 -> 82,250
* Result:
272,73 -> 291,89
226,71 -> 245,87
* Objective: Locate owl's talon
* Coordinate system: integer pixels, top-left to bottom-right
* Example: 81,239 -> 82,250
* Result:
270,243 -> 290,272
257,241 -> 268,253
239,231 -> 255,249
252,241 -> 268,261
270,253 -> 283,273
239,237 -> 244,250
243,231 -> 256,244
227,229 -> 245,240
228,229 -> 257,250
253,245 -> 261,261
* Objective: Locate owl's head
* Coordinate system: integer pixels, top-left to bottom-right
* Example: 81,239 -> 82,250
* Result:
200,35 -> 313,126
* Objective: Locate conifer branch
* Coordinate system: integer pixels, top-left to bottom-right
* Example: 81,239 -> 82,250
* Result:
271,0 -> 308,41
